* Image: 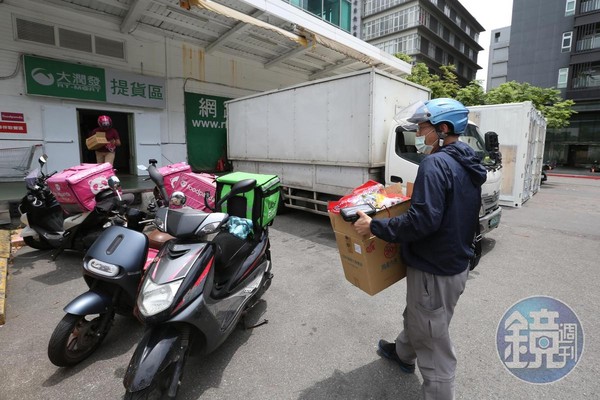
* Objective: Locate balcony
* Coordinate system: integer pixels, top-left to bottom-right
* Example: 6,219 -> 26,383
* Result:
581,0 -> 600,14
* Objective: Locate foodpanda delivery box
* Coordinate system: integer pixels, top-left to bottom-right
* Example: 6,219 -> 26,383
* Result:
47,163 -> 114,214
216,172 -> 280,228
179,172 -> 217,211
158,162 -> 192,197
328,182 -> 412,296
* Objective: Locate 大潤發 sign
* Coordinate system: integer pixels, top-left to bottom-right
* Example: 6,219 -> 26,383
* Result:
24,55 -> 166,109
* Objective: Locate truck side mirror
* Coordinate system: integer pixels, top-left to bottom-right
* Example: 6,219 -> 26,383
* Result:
484,131 -> 499,153
484,131 -> 502,165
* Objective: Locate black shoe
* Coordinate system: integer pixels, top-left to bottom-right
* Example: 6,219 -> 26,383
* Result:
377,339 -> 416,374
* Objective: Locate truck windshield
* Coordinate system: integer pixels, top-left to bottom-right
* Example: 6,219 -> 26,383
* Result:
394,124 -> 496,167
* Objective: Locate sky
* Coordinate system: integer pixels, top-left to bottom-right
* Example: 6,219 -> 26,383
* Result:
457,0 -> 514,87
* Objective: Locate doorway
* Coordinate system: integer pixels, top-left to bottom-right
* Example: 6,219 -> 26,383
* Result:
567,144 -> 588,167
77,109 -> 132,173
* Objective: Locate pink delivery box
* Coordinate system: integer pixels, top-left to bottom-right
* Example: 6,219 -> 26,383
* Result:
158,162 -> 192,197
47,163 -> 114,213
179,172 -> 217,211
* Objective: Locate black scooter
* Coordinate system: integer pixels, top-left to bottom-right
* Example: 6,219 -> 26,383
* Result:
47,166 -> 170,367
19,155 -> 130,259
122,178 -> 274,399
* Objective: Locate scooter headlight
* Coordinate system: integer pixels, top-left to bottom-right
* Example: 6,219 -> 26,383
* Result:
137,278 -> 184,317
85,258 -> 120,277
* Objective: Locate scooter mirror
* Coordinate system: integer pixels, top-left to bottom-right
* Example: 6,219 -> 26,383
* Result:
39,154 -> 48,166
108,176 -> 121,189
170,191 -> 186,208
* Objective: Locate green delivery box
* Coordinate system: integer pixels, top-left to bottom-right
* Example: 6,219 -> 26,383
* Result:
216,172 -> 280,227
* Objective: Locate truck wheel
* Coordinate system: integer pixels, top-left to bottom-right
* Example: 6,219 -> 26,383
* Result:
277,189 -> 288,215
48,312 -> 114,367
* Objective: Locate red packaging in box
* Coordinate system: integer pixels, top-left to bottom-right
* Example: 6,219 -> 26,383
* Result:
179,172 -> 217,211
158,162 -> 192,197
47,163 -> 114,214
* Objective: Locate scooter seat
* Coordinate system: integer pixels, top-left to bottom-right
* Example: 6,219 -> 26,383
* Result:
212,231 -> 255,284
146,228 -> 174,249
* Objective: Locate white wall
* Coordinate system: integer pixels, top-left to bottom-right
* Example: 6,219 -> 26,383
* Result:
0,0 -> 308,172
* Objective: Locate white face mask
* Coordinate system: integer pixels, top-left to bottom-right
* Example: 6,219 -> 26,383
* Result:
415,133 -> 434,154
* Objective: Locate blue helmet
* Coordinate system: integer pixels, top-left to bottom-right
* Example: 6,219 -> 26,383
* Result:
405,98 -> 469,134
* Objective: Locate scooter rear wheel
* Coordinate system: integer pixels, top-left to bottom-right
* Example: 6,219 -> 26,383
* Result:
47,312 -> 114,367
23,235 -> 53,250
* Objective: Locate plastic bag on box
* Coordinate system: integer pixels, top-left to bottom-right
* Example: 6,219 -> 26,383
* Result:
327,180 -> 409,214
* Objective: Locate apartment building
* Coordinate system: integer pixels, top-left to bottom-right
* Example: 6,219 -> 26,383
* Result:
360,0 -> 484,86
507,0 -> 600,167
487,26 -> 511,91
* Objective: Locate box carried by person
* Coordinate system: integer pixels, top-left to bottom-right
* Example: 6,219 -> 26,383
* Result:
47,163 -> 114,214
216,172 -> 280,229
86,131 -> 109,151
328,182 -> 411,296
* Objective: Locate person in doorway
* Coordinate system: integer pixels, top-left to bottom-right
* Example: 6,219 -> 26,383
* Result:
353,98 -> 486,400
89,115 -> 121,165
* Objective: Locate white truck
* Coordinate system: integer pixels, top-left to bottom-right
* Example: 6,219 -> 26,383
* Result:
226,69 -> 503,236
467,102 -> 547,208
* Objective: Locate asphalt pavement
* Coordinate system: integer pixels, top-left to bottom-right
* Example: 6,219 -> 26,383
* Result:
1,175 -> 599,400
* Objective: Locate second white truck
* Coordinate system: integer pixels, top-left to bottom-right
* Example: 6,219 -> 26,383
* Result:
226,69 -> 503,236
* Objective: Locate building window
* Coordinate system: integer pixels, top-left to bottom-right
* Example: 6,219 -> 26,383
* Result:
557,68 -> 569,88
364,0 -> 414,16
374,33 -> 420,56
565,0 -> 576,15
288,0 -> 351,31
575,23 -> 600,51
572,62 -> 600,88
580,0 -> 600,13
562,31 -> 573,52
362,5 -> 420,40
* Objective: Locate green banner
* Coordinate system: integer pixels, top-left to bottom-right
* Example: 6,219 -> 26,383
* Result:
23,55 -> 166,108
185,92 -> 231,171
24,55 -> 106,101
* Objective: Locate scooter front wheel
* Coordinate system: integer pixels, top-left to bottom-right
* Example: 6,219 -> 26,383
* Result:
124,364 -> 178,400
47,312 -> 114,367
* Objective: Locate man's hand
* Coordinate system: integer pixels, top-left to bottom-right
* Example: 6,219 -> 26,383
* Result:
353,210 -> 373,236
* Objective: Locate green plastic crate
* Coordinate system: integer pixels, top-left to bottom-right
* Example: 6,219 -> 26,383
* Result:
216,172 -> 280,228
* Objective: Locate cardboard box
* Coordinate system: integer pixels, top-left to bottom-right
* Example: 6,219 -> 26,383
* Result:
329,183 -> 411,295
86,131 -> 109,151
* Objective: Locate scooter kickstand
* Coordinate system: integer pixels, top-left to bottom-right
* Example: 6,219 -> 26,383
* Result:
242,299 -> 269,330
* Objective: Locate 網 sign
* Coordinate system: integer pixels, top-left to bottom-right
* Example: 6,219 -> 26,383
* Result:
185,92 -> 231,171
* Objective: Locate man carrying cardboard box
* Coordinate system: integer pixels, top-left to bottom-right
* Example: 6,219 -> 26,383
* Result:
353,98 -> 486,400
88,115 -> 121,165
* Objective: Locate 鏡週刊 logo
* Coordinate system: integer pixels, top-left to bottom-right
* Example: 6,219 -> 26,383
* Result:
496,296 -> 583,384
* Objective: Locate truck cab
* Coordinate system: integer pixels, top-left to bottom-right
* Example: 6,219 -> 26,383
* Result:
385,121 -> 503,236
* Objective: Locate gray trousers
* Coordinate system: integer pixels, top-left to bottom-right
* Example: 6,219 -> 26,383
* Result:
395,266 -> 469,400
